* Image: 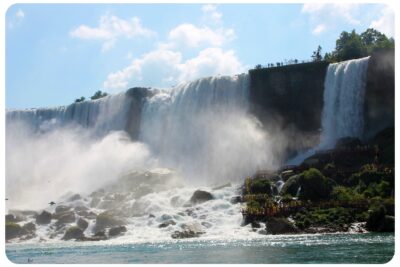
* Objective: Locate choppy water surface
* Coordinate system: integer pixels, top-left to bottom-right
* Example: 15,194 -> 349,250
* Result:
6,233 -> 394,264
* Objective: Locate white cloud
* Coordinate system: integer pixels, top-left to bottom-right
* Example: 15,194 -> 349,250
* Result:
70,14 -> 155,51
16,9 -> 24,18
103,48 -> 244,91
102,5 -> 243,91
312,24 -> 327,35
8,8 -> 25,28
302,3 -> 361,25
301,3 -> 361,34
370,5 -> 395,37
202,4 -> 222,25
178,47 -> 244,82
166,23 -> 235,48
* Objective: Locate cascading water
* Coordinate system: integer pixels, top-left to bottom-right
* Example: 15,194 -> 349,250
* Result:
6,73 -> 278,243
6,92 -> 132,137
287,57 -> 370,165
319,56 -> 370,148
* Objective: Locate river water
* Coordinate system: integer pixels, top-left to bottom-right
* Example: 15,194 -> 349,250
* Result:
6,233 -> 394,264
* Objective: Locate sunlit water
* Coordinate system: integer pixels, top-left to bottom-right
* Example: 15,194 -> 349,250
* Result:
6,233 -> 394,264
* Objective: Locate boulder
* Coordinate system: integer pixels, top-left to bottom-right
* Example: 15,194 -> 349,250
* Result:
171,230 -> 199,239
230,196 -> 242,204
77,218 -> 89,231
36,211 -> 52,225
56,211 -> 76,225
55,205 -> 72,214
6,222 -> 22,240
158,220 -> 176,228
108,226 -> 127,237
74,206 -> 89,212
90,189 -> 105,199
190,190 -> 214,204
5,214 -> 20,223
266,217 -> 300,234
62,226 -> 84,240
68,194 -> 82,202
93,212 -> 124,233
76,210 -> 97,219
21,222 -> 36,234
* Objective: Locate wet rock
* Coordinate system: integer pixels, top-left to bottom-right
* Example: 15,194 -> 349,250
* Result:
76,210 -> 97,220
55,205 -> 72,214
6,214 -> 22,223
258,229 -> 268,235
158,220 -> 176,228
266,217 -> 300,235
108,226 -> 127,237
90,188 -> 105,198
68,194 -> 82,202
74,206 -> 89,212
94,230 -> 106,237
335,137 -> 362,149
201,222 -> 212,228
90,197 -> 101,208
93,212 -> 124,233
171,230 -> 203,239
62,226 -> 84,240
21,222 -> 36,234
36,211 -> 52,225
190,190 -> 214,204
230,196 -> 242,204
98,200 -> 115,210
77,218 -> 89,231
251,221 -> 261,228
161,214 -> 173,221
6,222 -> 22,240
56,211 -> 76,225
148,214 -> 156,218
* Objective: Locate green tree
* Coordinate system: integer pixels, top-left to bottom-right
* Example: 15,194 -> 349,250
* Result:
335,30 -> 367,61
311,45 -> 323,62
90,90 -> 108,100
74,96 -> 85,103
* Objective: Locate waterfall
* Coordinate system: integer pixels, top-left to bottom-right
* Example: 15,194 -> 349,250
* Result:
320,57 -> 370,148
6,93 -> 133,137
138,74 -> 273,184
287,57 -> 370,165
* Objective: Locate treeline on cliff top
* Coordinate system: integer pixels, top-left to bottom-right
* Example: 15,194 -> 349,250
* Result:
253,28 -> 395,69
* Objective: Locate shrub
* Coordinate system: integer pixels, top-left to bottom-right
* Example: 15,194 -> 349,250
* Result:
249,179 -> 273,195
298,168 -> 333,201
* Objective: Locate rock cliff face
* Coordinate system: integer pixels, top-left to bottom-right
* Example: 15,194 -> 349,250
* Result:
248,50 -> 394,145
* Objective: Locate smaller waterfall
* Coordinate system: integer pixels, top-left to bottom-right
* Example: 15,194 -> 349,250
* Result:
287,57 -> 370,165
320,57 -> 370,148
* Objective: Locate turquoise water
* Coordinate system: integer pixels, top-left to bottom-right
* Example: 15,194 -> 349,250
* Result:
6,233 -> 394,264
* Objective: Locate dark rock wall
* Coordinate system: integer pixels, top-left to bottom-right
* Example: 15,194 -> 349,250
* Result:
249,61 -> 329,133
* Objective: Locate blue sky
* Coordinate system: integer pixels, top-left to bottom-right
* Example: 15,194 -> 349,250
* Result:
6,3 -> 394,108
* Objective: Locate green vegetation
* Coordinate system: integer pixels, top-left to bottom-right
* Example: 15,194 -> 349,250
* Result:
324,28 -> 394,62
298,168 -> 334,201
73,90 -> 108,103
90,90 -> 108,100
251,28 -> 394,70
75,96 -> 85,103
241,128 -> 394,234
6,222 -> 22,240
